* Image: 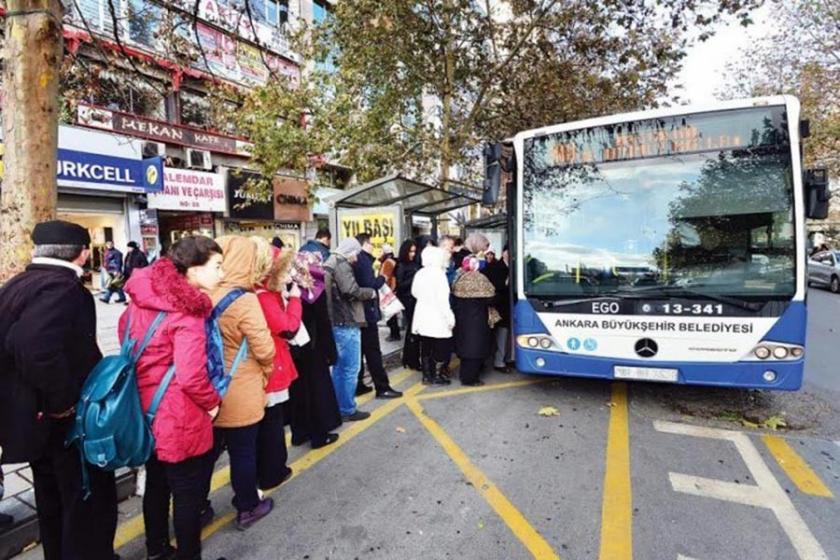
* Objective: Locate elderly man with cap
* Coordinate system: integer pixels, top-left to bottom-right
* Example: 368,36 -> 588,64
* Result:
323,237 -> 377,421
0,220 -> 118,560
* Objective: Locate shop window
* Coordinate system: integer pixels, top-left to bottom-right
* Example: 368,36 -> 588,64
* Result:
180,91 -> 211,128
93,71 -> 166,120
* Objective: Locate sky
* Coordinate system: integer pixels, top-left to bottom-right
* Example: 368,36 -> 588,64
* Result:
673,4 -> 774,106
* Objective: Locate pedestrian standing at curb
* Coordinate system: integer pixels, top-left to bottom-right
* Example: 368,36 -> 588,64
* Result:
396,240 -> 421,371
253,239 -> 300,491
209,236 -> 276,530
483,247 -> 512,373
123,241 -> 149,282
323,238 -> 377,421
411,246 -> 455,385
353,233 -> 402,400
288,250 -> 342,449
379,243 -> 401,341
119,236 -> 224,560
452,233 -> 498,386
100,240 -> 127,304
0,220 -> 118,560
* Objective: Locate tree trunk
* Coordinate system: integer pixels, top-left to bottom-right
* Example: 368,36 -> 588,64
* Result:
0,0 -> 63,282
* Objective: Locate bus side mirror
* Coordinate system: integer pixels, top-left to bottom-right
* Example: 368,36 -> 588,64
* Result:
482,143 -> 503,206
805,168 -> 829,220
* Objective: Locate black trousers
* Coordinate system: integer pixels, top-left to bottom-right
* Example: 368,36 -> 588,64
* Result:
419,336 -> 451,364
358,323 -> 392,392
31,421 -> 118,560
213,424 -> 260,513
386,315 -> 400,338
256,404 -> 291,490
459,358 -> 484,384
144,450 -> 214,560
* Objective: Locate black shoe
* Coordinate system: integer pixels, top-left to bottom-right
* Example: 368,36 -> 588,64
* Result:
0,512 -> 13,529
147,544 -> 176,560
376,388 -> 403,399
342,410 -> 371,421
431,374 -> 451,385
386,334 -> 401,341
199,502 -> 215,529
461,380 -> 485,387
291,434 -> 310,446
311,433 -> 339,449
116,299 -> 127,304
355,384 -> 374,396
494,365 -> 512,374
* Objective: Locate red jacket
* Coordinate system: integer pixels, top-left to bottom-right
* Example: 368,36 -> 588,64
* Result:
256,289 -> 301,394
119,259 -> 221,463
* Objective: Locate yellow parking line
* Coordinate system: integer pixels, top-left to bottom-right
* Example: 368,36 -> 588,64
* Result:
199,380 -> 426,541
416,378 -> 545,400
762,435 -> 834,498
405,397 -> 560,560
598,382 -> 633,560
115,368 -> 416,549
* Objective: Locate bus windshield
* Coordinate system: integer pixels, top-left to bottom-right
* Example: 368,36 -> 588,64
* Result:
522,105 -> 796,300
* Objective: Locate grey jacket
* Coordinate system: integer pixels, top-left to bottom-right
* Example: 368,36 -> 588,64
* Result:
324,253 -> 376,327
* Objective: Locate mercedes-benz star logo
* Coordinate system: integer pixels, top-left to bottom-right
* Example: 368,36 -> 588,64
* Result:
634,338 -> 658,358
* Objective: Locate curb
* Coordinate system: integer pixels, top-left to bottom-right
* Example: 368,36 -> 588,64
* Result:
0,470 -> 137,560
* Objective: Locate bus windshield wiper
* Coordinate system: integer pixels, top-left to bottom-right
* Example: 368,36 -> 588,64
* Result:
612,285 -> 763,311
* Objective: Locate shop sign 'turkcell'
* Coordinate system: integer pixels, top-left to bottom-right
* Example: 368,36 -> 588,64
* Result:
77,104 -> 254,157
57,150 -> 163,194
148,168 -> 227,212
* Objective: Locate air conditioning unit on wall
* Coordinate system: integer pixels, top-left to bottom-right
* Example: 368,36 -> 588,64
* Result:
142,141 -> 166,158
185,148 -> 212,170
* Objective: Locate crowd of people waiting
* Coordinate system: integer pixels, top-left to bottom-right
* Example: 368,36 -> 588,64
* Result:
0,220 -> 511,560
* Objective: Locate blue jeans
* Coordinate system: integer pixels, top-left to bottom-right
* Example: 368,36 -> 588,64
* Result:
100,288 -> 126,303
331,326 -> 361,416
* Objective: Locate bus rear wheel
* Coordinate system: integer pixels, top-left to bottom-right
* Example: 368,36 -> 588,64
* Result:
831,276 -> 840,293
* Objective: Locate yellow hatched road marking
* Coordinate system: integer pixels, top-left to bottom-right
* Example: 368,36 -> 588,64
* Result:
598,382 -> 633,560
405,397 -> 561,560
762,435 -> 834,498
115,368 -> 416,549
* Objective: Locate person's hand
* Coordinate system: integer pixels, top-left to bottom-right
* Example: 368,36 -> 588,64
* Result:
207,406 -> 220,420
288,283 -> 302,298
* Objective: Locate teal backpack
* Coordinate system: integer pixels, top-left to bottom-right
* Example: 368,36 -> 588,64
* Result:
66,311 -> 175,497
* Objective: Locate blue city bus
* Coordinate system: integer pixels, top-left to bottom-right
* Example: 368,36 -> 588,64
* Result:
491,96 -> 829,390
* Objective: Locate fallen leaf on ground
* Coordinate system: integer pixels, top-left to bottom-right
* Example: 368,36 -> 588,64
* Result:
538,406 -> 560,417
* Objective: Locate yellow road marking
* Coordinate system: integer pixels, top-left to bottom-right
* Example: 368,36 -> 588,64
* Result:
762,435 -> 834,498
115,368 -> 416,549
598,382 -> 633,560
199,380 -> 426,541
416,378 -> 545,400
405,397 -> 560,560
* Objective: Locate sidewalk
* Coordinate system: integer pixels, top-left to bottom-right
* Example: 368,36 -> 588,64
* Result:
0,297 -> 405,558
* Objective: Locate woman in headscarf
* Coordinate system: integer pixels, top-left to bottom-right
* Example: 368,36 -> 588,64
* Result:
451,233 -> 497,386
287,250 -> 343,449
209,236 -> 276,530
395,240 -> 421,370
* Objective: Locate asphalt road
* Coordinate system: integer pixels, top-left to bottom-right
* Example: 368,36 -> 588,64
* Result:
18,289 -> 840,560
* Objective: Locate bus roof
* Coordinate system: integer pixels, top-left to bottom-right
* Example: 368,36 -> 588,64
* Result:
513,95 -> 800,145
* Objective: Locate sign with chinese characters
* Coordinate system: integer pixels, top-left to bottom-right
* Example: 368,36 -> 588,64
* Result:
148,168 -> 227,212
77,104 -> 254,156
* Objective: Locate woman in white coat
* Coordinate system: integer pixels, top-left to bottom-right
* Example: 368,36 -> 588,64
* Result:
411,246 -> 454,385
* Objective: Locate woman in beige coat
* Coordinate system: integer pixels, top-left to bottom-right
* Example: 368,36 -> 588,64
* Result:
210,236 -> 276,530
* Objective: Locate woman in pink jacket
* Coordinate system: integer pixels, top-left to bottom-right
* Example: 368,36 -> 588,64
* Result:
119,236 -> 224,560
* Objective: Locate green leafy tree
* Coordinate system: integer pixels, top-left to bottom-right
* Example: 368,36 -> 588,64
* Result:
227,0 -> 762,192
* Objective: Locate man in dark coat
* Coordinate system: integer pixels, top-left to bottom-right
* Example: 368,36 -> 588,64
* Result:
353,234 -> 402,399
300,228 -> 332,262
0,220 -> 118,560
123,240 -> 148,281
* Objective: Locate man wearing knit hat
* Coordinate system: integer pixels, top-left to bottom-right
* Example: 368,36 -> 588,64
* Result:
0,220 -> 118,560
323,237 -> 377,421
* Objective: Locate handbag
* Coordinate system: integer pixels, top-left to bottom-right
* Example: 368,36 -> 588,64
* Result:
378,284 -> 405,320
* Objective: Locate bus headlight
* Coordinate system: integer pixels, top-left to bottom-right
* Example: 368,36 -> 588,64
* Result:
517,334 -> 562,352
747,342 -> 803,361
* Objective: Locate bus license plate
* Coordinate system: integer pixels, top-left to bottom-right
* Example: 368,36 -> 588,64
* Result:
614,366 -> 678,383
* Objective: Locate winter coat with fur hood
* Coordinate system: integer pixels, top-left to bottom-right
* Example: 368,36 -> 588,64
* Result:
119,258 -> 222,463
411,247 -> 455,339
209,236 -> 276,428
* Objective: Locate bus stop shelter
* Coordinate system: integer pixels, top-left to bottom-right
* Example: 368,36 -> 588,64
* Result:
328,174 -> 482,249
